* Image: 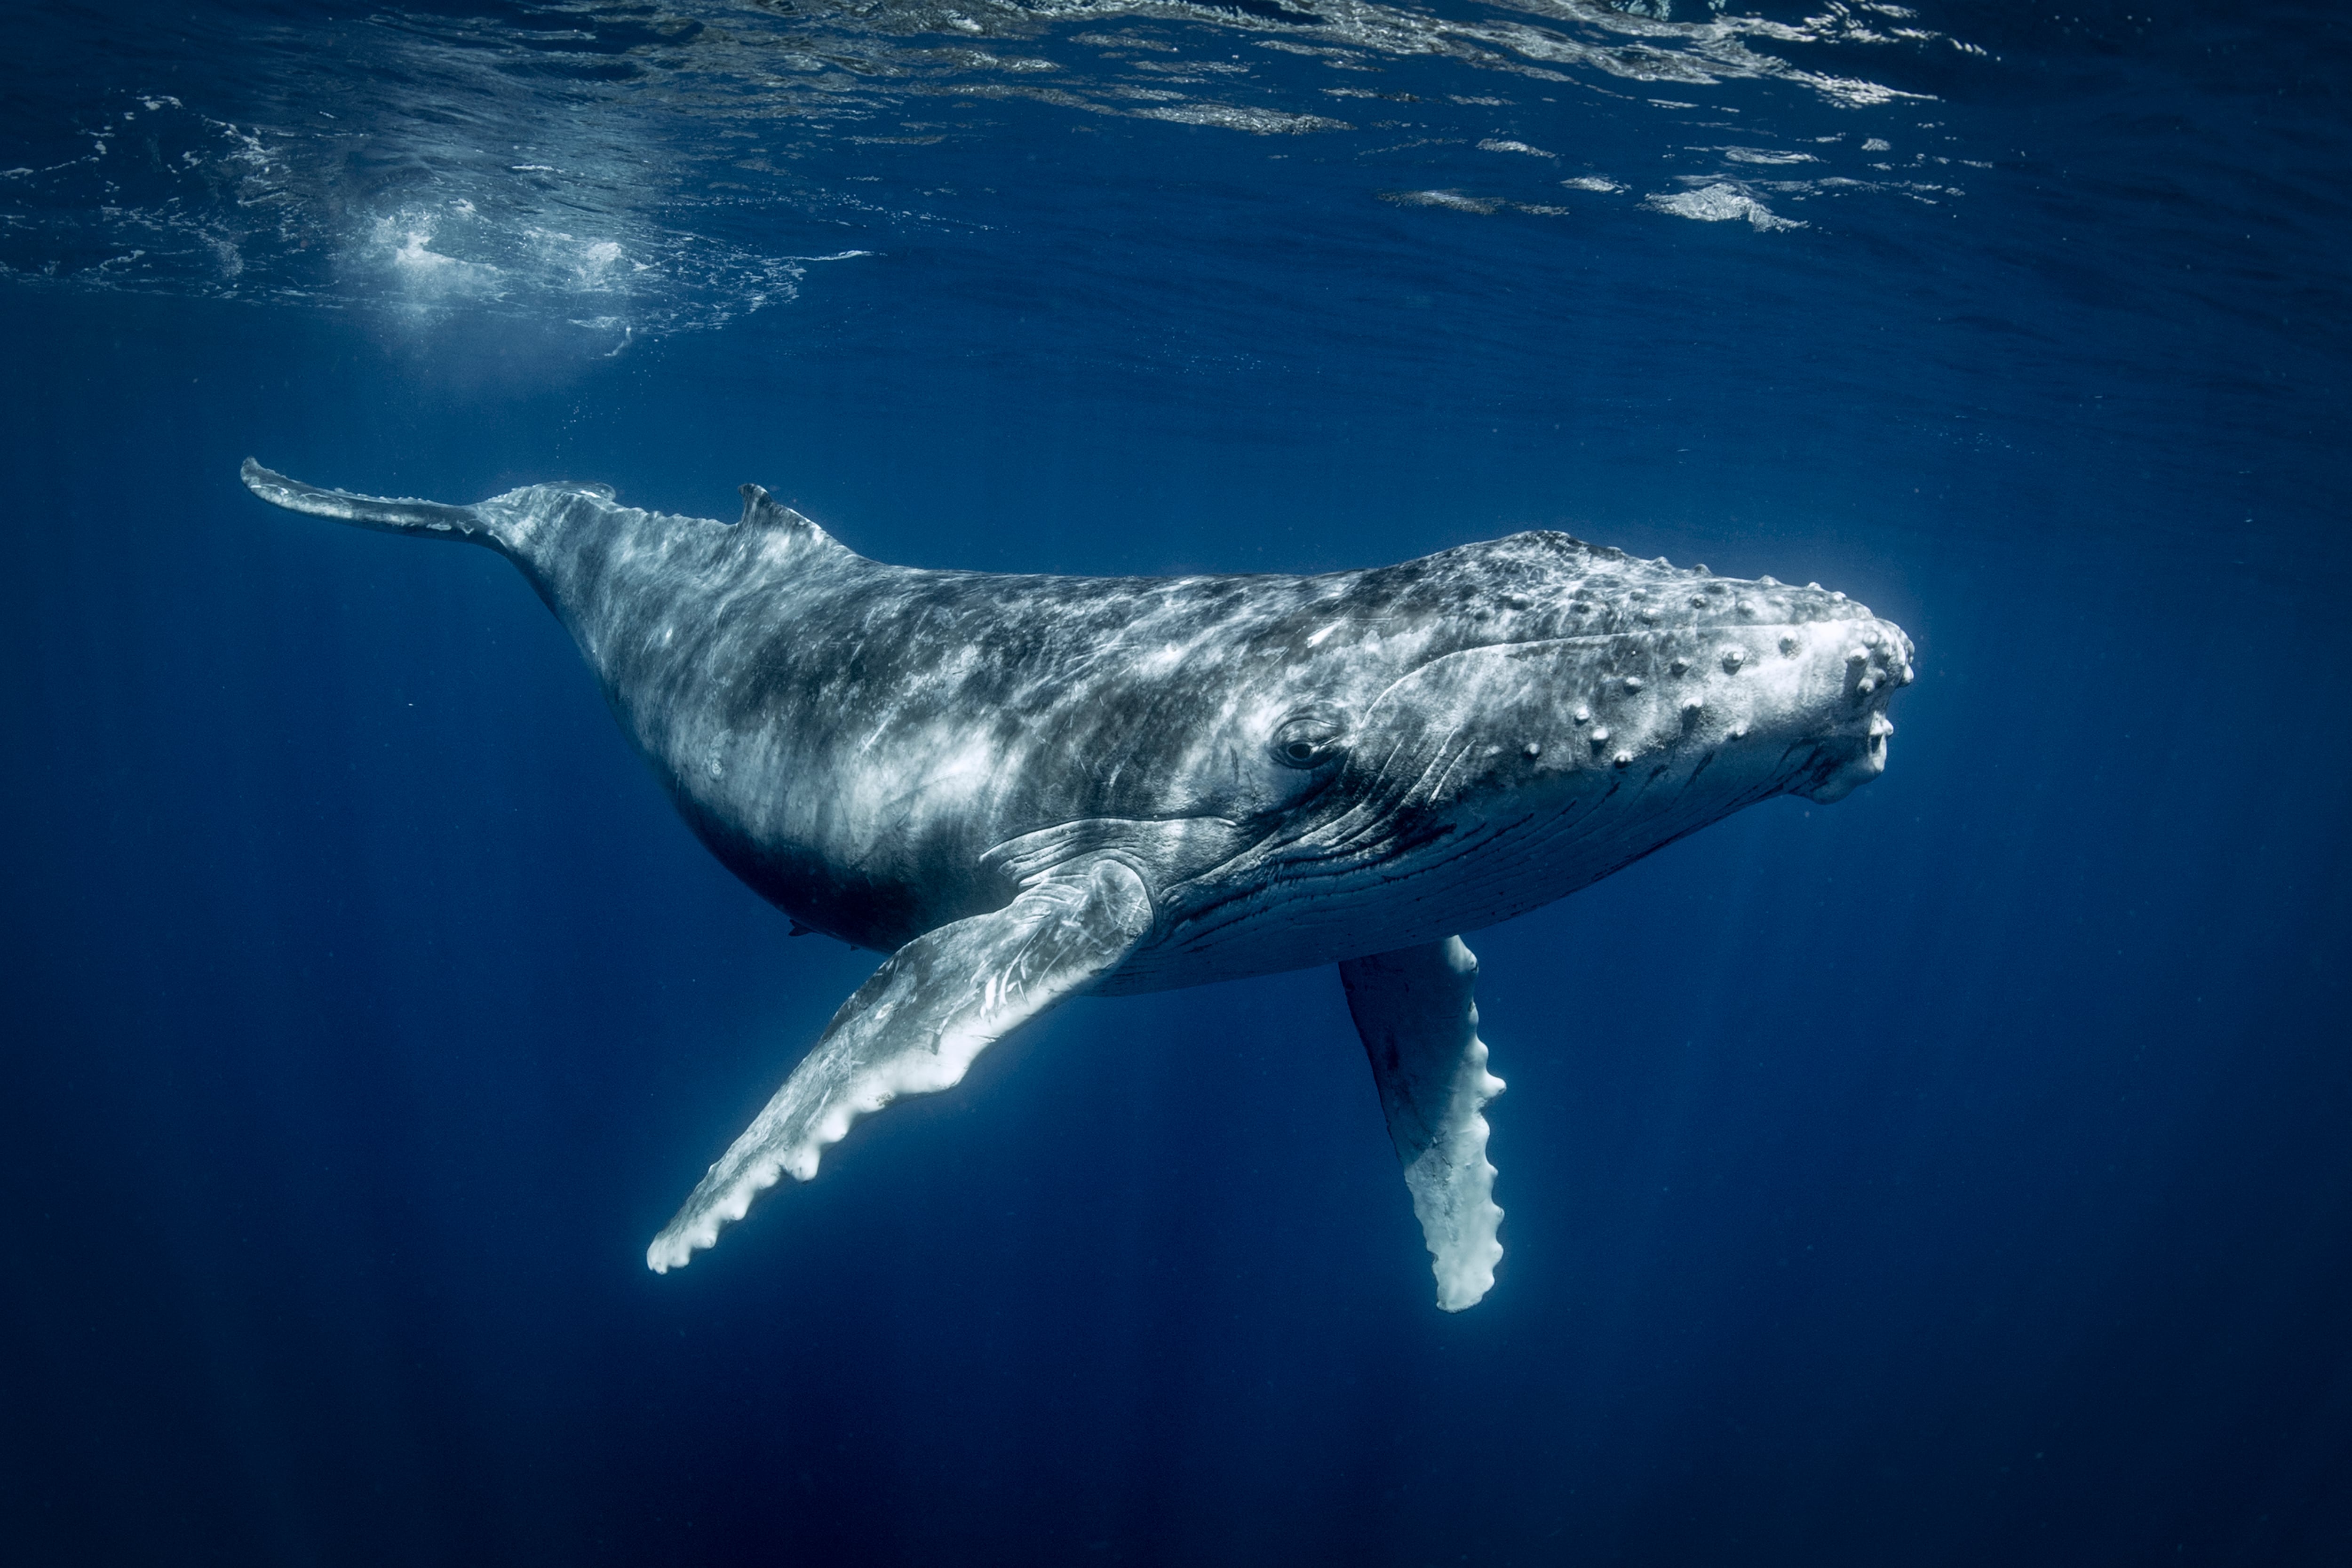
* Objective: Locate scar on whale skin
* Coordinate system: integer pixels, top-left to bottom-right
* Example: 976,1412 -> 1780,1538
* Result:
239,458 -> 1914,1311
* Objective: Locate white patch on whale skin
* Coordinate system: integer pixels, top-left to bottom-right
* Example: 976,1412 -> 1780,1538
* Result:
1137,642 -> 1190,676
1403,1044 -> 1507,1312
1342,937 -> 1506,1311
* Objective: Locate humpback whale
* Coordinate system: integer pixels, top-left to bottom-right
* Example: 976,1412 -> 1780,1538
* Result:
241,460 -> 1913,1310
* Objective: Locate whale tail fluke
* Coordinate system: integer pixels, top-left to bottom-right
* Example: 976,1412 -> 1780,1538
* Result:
240,459 -> 514,550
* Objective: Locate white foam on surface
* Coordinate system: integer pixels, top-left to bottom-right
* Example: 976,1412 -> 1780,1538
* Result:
1643,182 -> 1806,231
0,2 -> 1970,334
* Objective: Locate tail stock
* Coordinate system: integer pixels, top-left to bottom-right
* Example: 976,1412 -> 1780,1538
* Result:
240,459 -> 516,550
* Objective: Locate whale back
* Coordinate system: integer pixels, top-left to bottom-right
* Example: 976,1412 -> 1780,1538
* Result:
241,463 -> 1907,968
239,460 -> 850,603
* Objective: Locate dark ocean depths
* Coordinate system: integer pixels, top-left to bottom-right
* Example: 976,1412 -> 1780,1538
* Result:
3,1 -> 2347,1563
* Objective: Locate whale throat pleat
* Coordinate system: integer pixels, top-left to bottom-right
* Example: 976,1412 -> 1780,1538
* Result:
644,856 -> 1155,1273
1339,936 -> 1507,1312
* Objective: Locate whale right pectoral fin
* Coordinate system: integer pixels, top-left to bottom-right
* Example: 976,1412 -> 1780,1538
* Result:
1339,937 -> 1507,1312
646,857 -> 1155,1273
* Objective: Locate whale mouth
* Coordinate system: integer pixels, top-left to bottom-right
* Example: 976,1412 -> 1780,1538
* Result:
1792,622 -> 1910,803
1796,713 -> 1894,803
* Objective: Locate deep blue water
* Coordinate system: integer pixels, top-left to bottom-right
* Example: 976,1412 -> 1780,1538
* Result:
4,2 -> 2349,1563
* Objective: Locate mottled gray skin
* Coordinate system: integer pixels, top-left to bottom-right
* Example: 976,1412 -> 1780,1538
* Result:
240,460 -> 1913,1297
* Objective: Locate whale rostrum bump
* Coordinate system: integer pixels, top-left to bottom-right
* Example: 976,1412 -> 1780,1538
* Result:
240,459 -> 1913,1309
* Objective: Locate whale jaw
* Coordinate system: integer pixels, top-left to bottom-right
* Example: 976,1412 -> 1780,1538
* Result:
1788,619 -> 1912,803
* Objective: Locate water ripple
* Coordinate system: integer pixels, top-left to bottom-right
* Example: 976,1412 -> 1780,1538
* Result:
0,0 -> 1967,336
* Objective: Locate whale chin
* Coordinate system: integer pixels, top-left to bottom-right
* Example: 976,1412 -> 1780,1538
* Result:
1799,763 -> 1876,804
1796,724 -> 1892,804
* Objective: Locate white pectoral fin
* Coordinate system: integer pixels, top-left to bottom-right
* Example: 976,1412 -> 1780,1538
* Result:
646,857 -> 1154,1273
1339,936 -> 1507,1312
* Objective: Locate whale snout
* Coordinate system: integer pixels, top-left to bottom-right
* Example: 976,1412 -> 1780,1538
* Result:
1792,617 -> 1913,803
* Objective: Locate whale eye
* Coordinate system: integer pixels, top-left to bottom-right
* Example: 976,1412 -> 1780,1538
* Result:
1270,708 -> 1349,770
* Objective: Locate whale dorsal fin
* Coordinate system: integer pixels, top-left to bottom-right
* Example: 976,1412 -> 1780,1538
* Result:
737,482 -> 860,559
739,483 -> 819,531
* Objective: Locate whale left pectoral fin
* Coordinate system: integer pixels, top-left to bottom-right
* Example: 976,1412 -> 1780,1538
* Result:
1339,937 -> 1507,1312
646,857 -> 1155,1273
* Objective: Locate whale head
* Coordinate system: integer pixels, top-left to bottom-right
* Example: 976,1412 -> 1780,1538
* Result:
1197,534 -> 1915,953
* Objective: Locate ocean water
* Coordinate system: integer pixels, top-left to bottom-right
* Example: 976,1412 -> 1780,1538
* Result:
3,2 -> 2347,1563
